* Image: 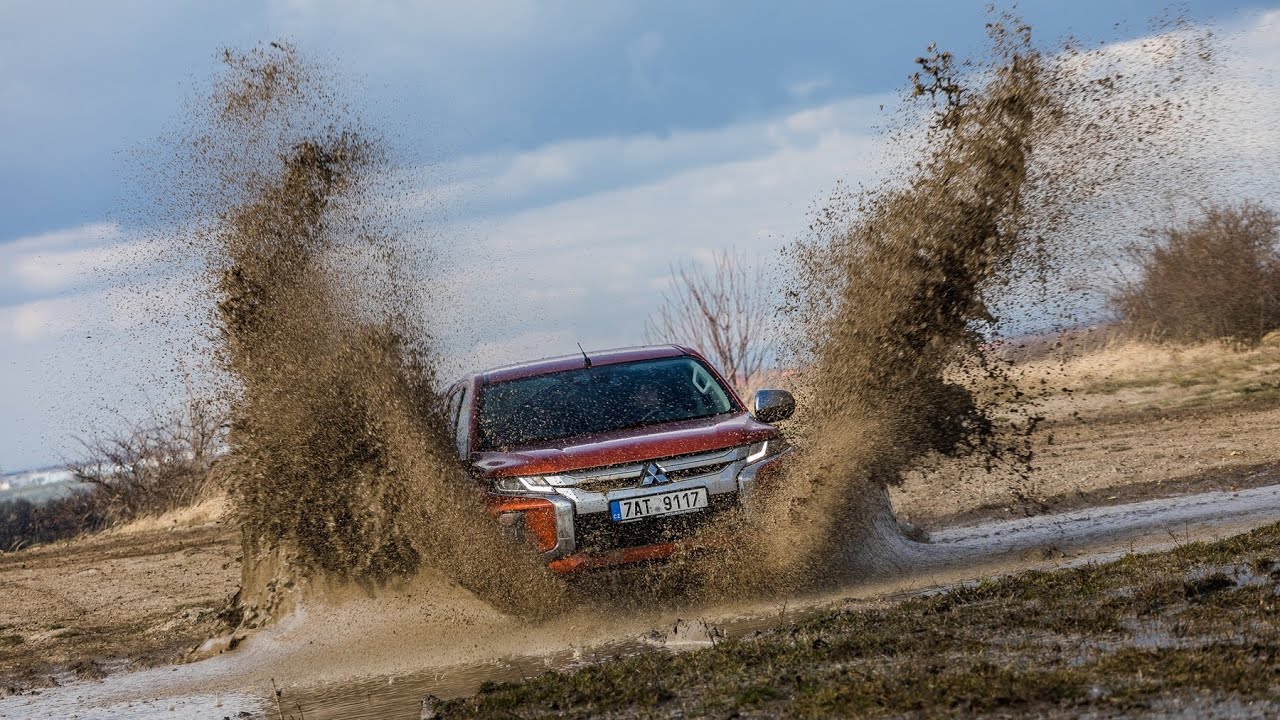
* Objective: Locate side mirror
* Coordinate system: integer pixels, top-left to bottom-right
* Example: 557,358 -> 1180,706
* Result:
752,389 -> 795,424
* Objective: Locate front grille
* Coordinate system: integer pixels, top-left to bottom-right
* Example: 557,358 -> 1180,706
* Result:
573,493 -> 739,554
565,448 -> 738,493
665,462 -> 732,481
573,461 -> 733,492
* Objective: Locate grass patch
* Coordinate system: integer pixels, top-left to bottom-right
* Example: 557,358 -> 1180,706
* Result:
434,523 -> 1280,718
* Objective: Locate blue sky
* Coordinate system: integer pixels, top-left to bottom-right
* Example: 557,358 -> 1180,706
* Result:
2,1 -> 1278,469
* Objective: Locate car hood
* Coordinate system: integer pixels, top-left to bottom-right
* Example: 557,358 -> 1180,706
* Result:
472,411 -> 779,478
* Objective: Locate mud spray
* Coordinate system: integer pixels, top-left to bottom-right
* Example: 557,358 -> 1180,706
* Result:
165,44 -> 566,622
694,16 -> 1214,595
162,15 -> 1212,629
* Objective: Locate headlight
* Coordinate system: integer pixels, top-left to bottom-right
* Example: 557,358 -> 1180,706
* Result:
493,475 -> 557,494
746,441 -> 770,463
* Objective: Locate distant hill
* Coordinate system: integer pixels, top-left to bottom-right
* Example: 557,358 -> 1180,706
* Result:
0,467 -> 87,505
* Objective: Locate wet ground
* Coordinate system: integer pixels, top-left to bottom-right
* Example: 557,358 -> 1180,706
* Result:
5,483 -> 1279,719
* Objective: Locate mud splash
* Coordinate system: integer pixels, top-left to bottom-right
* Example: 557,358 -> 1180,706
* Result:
714,17 -> 1215,591
168,43 -> 565,619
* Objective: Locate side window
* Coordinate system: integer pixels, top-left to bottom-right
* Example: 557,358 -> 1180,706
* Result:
445,387 -> 463,433
454,384 -> 472,458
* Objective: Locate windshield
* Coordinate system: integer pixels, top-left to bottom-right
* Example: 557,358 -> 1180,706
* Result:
475,357 -> 736,451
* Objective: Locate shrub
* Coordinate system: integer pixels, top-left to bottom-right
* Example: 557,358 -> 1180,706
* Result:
0,494 -> 108,552
0,394 -> 226,552
1112,203 -> 1280,344
69,394 -> 225,523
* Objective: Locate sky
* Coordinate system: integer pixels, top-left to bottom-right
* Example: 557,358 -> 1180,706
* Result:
2,1 -> 1278,470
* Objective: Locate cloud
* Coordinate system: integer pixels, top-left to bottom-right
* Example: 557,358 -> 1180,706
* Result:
0,273 -> 201,344
4,299 -> 78,342
4,8 -> 1280,469
422,102 -> 887,373
0,222 -> 178,310
399,94 -> 890,223
787,76 -> 831,100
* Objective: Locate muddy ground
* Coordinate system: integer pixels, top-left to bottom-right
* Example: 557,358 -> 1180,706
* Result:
0,502 -> 238,693
436,522 -> 1280,719
0,341 -> 1277,703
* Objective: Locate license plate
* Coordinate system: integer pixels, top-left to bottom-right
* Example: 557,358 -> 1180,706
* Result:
610,488 -> 709,522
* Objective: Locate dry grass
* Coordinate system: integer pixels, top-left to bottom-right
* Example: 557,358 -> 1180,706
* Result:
107,495 -> 229,536
1013,336 -> 1280,403
893,337 -> 1280,528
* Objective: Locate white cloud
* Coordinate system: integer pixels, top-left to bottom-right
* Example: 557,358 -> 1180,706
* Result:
0,273 -> 202,344
5,299 -> 77,342
423,104 -> 887,374
0,223 -> 135,296
401,95 -> 889,222
787,76 -> 831,100
4,9 -> 1280,469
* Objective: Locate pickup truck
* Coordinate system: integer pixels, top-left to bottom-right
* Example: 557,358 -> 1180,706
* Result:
444,345 -> 794,573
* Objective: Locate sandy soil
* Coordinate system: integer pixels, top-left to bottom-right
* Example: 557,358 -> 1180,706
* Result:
0,500 -> 238,691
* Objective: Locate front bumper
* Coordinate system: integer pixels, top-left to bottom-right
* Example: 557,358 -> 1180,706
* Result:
487,445 -> 792,573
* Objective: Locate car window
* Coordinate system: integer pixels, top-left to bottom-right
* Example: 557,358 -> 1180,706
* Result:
475,357 -> 735,451
445,386 -> 463,430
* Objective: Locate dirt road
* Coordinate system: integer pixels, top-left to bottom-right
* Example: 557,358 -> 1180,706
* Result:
5,482 -> 1279,719
0,501 -> 237,693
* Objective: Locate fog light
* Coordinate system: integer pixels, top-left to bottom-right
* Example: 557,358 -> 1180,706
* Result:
488,498 -> 559,553
497,512 -> 527,543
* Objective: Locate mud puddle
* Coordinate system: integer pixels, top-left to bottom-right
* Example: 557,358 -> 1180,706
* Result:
6,483 -> 1280,720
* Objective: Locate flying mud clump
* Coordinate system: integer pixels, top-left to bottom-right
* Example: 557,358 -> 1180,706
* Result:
727,17 -> 1213,589
169,43 -> 565,621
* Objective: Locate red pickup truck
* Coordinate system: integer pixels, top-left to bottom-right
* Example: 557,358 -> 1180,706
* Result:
444,345 -> 795,573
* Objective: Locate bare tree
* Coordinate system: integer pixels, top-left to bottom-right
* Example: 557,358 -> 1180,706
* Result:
69,388 -> 227,522
644,248 -> 772,395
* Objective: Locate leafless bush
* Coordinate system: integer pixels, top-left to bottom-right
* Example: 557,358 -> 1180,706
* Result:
1112,202 -> 1280,345
644,248 -> 772,395
69,391 -> 226,524
0,494 -> 109,552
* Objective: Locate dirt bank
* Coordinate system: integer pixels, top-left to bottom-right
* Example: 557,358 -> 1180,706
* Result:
895,341 -> 1280,529
0,501 -> 237,693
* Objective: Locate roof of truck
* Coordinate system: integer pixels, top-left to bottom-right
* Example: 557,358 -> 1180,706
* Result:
476,344 -> 694,384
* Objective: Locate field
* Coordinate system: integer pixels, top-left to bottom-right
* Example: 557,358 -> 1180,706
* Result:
895,338 -> 1280,529
1,339 -> 1278,715
0,501 -> 237,692
434,523 -> 1280,718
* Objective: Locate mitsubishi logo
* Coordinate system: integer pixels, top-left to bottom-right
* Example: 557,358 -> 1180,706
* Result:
638,462 -> 670,487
